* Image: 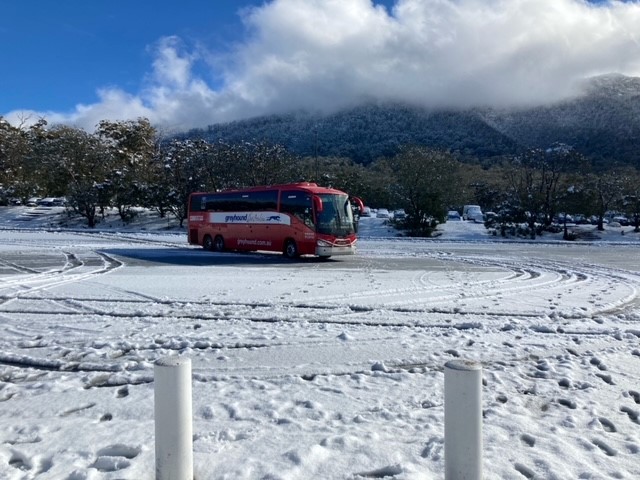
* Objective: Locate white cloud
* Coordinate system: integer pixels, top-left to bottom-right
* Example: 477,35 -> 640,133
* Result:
4,89 -> 152,131
5,0 -> 640,131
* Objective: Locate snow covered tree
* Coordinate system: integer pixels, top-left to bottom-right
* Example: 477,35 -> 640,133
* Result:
235,141 -> 301,187
0,116 -> 49,202
46,126 -> 111,227
388,146 -> 459,235
96,118 -> 158,222
154,139 -> 214,227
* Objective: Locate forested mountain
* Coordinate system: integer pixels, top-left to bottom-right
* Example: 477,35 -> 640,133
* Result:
480,74 -> 640,168
183,74 -> 640,167
182,106 -> 522,164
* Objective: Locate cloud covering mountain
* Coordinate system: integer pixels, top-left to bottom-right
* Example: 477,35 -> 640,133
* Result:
6,0 -> 640,131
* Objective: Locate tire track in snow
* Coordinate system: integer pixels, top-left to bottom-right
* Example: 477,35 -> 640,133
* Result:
1,239 -> 639,391
0,252 -> 123,308
281,251 -> 637,318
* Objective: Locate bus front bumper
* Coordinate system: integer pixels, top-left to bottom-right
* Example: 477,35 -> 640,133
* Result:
315,240 -> 357,257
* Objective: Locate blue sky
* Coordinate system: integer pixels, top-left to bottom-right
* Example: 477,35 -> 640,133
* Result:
1,1 -> 264,112
0,0 -> 393,113
2,0 -> 639,131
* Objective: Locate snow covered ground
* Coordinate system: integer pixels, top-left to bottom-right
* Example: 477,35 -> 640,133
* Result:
0,206 -> 639,479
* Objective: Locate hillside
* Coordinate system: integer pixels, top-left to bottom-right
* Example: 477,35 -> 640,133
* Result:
184,74 -> 640,167
480,74 -> 640,168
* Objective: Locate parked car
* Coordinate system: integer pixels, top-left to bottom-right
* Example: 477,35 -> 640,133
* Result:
553,213 -> 574,224
447,210 -> 461,221
462,205 -> 483,222
376,208 -> 391,219
573,214 -> 590,225
37,197 -> 66,207
393,209 -> 406,220
360,206 -> 372,217
612,215 -> 630,226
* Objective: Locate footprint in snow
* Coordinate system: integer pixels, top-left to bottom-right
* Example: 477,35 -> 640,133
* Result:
90,444 -> 141,473
5,434 -> 42,445
620,406 -> 640,424
628,390 -> 640,404
595,373 -> 615,385
355,464 -> 403,478
514,462 -> 535,479
60,402 -> 96,417
558,398 -> 577,409
9,450 -> 32,471
520,434 -> 536,447
590,357 -> 608,370
8,450 -> 53,474
592,438 -> 617,456
420,436 -> 443,461
598,417 -> 617,433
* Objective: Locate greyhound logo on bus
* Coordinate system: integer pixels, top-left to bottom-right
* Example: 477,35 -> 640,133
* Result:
211,212 -> 291,225
224,214 -> 248,223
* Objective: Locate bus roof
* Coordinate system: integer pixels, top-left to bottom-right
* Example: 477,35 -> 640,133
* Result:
191,183 -> 348,196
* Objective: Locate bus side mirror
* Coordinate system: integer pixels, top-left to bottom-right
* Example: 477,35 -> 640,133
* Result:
352,196 -> 365,214
313,196 -> 323,213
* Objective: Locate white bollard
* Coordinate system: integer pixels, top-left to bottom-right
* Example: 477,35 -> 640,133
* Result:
444,359 -> 482,480
154,356 -> 193,480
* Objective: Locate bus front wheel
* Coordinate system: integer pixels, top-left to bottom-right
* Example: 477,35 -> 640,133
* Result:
283,239 -> 298,259
213,235 -> 225,252
203,235 -> 214,251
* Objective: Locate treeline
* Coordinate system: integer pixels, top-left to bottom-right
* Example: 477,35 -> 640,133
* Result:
1,116 -> 639,237
0,117 -> 301,227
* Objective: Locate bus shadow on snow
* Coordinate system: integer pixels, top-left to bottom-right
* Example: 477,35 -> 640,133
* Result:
103,248 -> 346,267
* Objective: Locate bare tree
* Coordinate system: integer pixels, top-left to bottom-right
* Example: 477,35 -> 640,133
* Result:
584,170 -> 625,231
504,145 -> 585,238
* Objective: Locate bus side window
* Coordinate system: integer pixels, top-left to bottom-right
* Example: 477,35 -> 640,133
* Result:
280,191 -> 314,228
193,195 -> 206,211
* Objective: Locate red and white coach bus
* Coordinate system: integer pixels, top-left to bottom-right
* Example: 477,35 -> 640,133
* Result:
187,183 -> 364,259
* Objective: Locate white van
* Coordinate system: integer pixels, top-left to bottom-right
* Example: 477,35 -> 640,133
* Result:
462,205 -> 483,222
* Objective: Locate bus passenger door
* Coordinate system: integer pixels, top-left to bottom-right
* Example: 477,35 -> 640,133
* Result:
280,190 -> 316,255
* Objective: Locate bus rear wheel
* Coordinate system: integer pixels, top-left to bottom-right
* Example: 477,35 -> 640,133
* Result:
213,235 -> 225,252
203,235 -> 214,251
283,239 -> 298,259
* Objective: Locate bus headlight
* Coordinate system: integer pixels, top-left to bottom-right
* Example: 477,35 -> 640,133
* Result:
316,239 -> 332,247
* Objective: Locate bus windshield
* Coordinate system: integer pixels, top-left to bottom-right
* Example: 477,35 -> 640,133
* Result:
316,193 -> 356,236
